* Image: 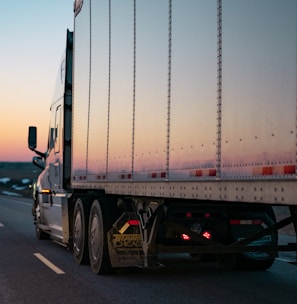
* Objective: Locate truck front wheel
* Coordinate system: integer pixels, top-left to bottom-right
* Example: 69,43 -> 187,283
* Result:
35,198 -> 49,240
88,199 -> 112,274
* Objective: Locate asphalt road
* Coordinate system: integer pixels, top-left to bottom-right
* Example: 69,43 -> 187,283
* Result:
0,195 -> 297,304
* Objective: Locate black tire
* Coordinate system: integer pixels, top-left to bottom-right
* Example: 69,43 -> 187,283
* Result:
238,206 -> 277,271
35,199 -> 49,240
218,206 -> 277,271
237,255 -> 275,271
88,199 -> 113,274
73,198 -> 89,264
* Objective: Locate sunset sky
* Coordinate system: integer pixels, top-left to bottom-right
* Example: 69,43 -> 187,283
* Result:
0,1 -> 73,161
1,0 -> 295,177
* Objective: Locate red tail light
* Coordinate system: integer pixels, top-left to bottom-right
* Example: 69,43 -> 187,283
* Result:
181,233 -> 191,241
202,231 -> 212,239
181,231 -> 212,241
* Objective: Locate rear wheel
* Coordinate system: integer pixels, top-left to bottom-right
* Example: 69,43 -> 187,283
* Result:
218,206 -> 277,271
237,255 -> 275,270
239,206 -> 277,270
73,198 -> 89,264
88,199 -> 113,274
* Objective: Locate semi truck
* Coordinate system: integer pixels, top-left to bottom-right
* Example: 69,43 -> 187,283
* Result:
28,0 -> 297,274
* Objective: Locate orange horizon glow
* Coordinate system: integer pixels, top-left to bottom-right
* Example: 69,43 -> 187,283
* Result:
0,119 -> 48,162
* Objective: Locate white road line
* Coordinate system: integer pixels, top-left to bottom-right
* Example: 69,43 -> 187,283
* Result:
34,253 -> 65,274
0,223 -> 4,227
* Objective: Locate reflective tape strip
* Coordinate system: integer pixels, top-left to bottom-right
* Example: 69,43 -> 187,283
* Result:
119,220 -> 140,234
119,173 -> 132,180
230,220 -> 263,225
189,169 -> 217,177
252,165 -> 295,176
128,220 -> 140,226
119,222 -> 130,234
150,172 -> 167,178
72,176 -> 87,181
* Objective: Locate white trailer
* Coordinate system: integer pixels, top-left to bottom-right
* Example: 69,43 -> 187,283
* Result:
28,0 -> 297,274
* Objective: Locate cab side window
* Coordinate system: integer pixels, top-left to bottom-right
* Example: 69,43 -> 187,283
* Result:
49,105 -> 62,153
55,105 -> 62,154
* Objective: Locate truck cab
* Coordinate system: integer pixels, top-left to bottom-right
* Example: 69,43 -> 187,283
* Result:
28,30 -> 73,243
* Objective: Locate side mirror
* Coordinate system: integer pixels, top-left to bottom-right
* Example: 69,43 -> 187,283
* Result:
28,126 -> 37,150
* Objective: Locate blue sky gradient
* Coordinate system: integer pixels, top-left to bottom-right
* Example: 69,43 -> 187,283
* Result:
0,1 -> 73,161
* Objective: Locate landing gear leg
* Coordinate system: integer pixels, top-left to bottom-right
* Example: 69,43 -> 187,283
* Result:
134,199 -> 163,268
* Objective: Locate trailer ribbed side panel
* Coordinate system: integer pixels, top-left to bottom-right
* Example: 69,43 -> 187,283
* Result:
71,0 -> 297,204
221,0 -> 297,179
